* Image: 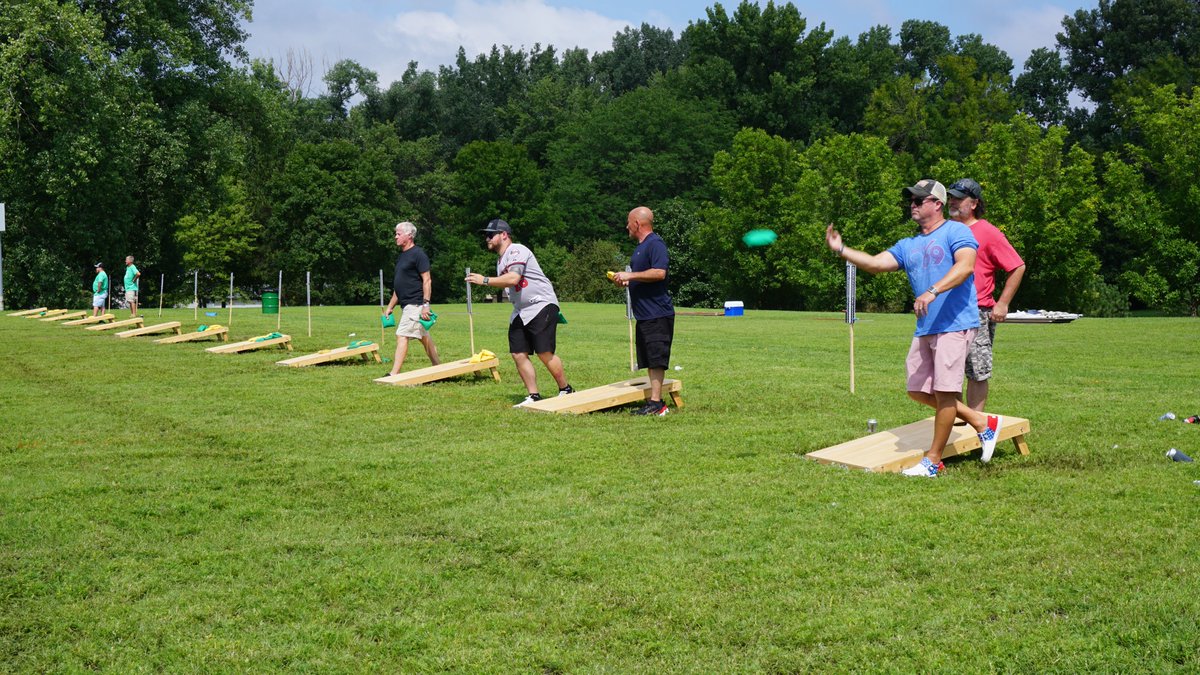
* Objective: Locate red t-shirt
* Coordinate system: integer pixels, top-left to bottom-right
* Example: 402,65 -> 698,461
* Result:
969,219 -> 1024,307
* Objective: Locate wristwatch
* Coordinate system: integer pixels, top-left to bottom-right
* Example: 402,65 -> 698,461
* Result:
925,285 -> 940,297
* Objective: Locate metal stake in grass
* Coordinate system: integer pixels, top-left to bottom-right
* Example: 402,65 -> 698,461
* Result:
378,269 -> 385,351
306,271 -> 312,337
846,261 -> 857,394
228,272 -> 234,327
276,270 -> 283,332
158,273 -> 164,316
193,270 -> 198,321
466,267 -> 476,355
625,265 -> 635,372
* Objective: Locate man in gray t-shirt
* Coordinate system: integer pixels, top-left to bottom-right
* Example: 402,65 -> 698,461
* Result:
466,219 -> 573,407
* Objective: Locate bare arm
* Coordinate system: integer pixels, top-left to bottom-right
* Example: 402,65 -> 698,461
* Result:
384,291 -> 399,316
825,224 -> 900,274
420,271 -> 433,319
992,264 -> 1025,322
466,270 -> 523,288
611,268 -> 665,286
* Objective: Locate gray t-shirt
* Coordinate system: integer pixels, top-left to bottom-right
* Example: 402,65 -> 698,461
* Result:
497,243 -> 558,324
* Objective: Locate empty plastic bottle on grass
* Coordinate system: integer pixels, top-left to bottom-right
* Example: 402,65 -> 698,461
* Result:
1167,448 -> 1194,462
1160,412 -> 1177,421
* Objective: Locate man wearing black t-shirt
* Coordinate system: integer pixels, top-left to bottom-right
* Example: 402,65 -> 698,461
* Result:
610,206 -> 675,416
384,222 -> 440,374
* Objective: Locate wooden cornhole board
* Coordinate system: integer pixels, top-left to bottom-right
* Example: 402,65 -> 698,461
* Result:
116,321 -> 182,338
374,357 -> 501,386
522,376 -> 684,414
206,335 -> 293,354
64,313 -> 115,326
41,311 -> 87,322
155,327 -> 229,344
806,415 -> 1031,473
26,309 -> 68,319
86,317 -> 144,332
277,343 -> 381,367
8,307 -> 48,317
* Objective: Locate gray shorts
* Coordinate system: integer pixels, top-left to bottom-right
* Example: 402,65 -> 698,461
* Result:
965,307 -> 996,381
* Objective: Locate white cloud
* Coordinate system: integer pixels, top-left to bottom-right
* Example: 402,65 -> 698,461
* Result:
245,0 -> 631,91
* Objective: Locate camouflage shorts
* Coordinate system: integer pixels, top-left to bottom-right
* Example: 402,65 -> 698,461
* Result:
965,307 -> 996,381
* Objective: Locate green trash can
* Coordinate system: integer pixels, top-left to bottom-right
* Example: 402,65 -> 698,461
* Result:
262,291 -> 279,314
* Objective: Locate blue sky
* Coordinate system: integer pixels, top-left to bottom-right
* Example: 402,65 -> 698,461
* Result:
243,0 -> 1097,94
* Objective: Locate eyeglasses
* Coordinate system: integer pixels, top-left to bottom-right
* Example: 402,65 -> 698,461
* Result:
909,197 -> 936,206
483,232 -> 496,240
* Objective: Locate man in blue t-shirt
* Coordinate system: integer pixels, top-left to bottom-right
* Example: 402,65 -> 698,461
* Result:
825,179 -> 1005,478
611,206 -> 675,416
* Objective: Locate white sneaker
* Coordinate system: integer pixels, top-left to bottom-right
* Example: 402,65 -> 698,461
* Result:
901,457 -> 941,478
513,393 -> 543,408
978,415 -> 1003,462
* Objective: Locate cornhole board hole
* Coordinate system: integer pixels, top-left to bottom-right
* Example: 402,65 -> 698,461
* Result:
26,309 -> 68,319
374,357 -> 501,386
155,327 -> 229,344
277,343 -> 382,367
806,415 -> 1031,473
522,376 -> 684,414
8,307 -> 49,317
41,311 -> 87,322
116,321 -> 182,338
206,335 -> 293,354
86,317 -> 144,332
64,313 -> 115,326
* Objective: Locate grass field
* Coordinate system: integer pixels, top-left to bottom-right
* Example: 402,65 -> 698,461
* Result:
2,302 -> 1199,671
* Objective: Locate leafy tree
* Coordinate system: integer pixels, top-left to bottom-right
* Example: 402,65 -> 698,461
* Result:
680,0 -> 833,140
1058,0 -> 1200,147
592,24 -> 686,95
546,83 -> 736,244
1015,48 -> 1071,126
932,115 -> 1101,311
555,239 -> 626,303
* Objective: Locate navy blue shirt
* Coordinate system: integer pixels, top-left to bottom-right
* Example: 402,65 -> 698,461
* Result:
629,232 -> 674,320
393,246 -> 430,306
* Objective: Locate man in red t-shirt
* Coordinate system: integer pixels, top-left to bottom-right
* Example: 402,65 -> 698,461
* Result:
947,179 -> 1026,431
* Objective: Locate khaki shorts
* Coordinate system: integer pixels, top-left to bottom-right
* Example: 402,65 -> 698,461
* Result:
125,290 -> 138,304
905,328 -> 977,394
395,304 -> 428,339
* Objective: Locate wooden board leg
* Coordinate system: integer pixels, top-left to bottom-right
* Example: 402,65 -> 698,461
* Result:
490,366 -> 501,383
1013,434 -> 1030,455
669,391 -> 684,409
284,342 -> 293,351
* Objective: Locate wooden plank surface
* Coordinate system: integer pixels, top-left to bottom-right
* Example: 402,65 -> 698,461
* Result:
85,317 -> 144,332
7,308 -> 48,317
116,321 -> 182,338
155,327 -> 229,344
206,335 -> 293,354
806,415 -> 1031,473
277,343 -> 381,367
26,309 -> 68,319
374,357 -> 501,386
64,314 -> 115,326
40,311 -> 87,322
522,377 -> 683,414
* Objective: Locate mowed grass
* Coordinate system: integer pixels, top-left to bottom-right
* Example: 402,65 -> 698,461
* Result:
2,303 -> 1199,671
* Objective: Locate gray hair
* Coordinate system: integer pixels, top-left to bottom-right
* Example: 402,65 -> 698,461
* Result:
395,221 -> 417,239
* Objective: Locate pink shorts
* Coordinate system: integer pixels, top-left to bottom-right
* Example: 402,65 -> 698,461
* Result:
905,329 -> 977,393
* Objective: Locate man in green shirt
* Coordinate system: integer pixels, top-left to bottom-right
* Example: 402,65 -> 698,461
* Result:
91,262 -> 109,316
124,255 -> 141,317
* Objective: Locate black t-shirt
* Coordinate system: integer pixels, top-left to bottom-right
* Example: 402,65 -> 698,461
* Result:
393,246 -> 431,306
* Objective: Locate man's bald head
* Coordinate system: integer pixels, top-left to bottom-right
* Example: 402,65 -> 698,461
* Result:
626,206 -> 655,241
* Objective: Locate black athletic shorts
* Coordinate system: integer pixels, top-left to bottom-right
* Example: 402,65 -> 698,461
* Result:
509,303 -> 559,355
635,314 -> 674,370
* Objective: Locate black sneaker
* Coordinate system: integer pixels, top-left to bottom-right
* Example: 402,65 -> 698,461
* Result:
632,400 -> 669,416
558,384 -> 575,396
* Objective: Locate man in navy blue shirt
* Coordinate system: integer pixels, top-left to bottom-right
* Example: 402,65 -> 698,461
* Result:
611,206 -> 675,416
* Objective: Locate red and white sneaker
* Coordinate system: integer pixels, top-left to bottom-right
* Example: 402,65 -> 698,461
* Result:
978,415 -> 1003,462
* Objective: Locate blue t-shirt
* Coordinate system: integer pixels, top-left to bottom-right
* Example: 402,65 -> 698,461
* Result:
629,232 -> 674,320
887,220 -> 980,337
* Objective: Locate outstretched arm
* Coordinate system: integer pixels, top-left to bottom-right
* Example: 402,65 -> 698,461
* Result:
825,224 -> 899,274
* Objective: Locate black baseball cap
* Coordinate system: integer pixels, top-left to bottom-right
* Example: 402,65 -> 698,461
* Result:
947,178 -> 982,199
480,219 -> 512,235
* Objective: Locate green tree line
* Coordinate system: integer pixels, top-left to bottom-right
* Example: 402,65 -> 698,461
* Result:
3,0 -> 1199,315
